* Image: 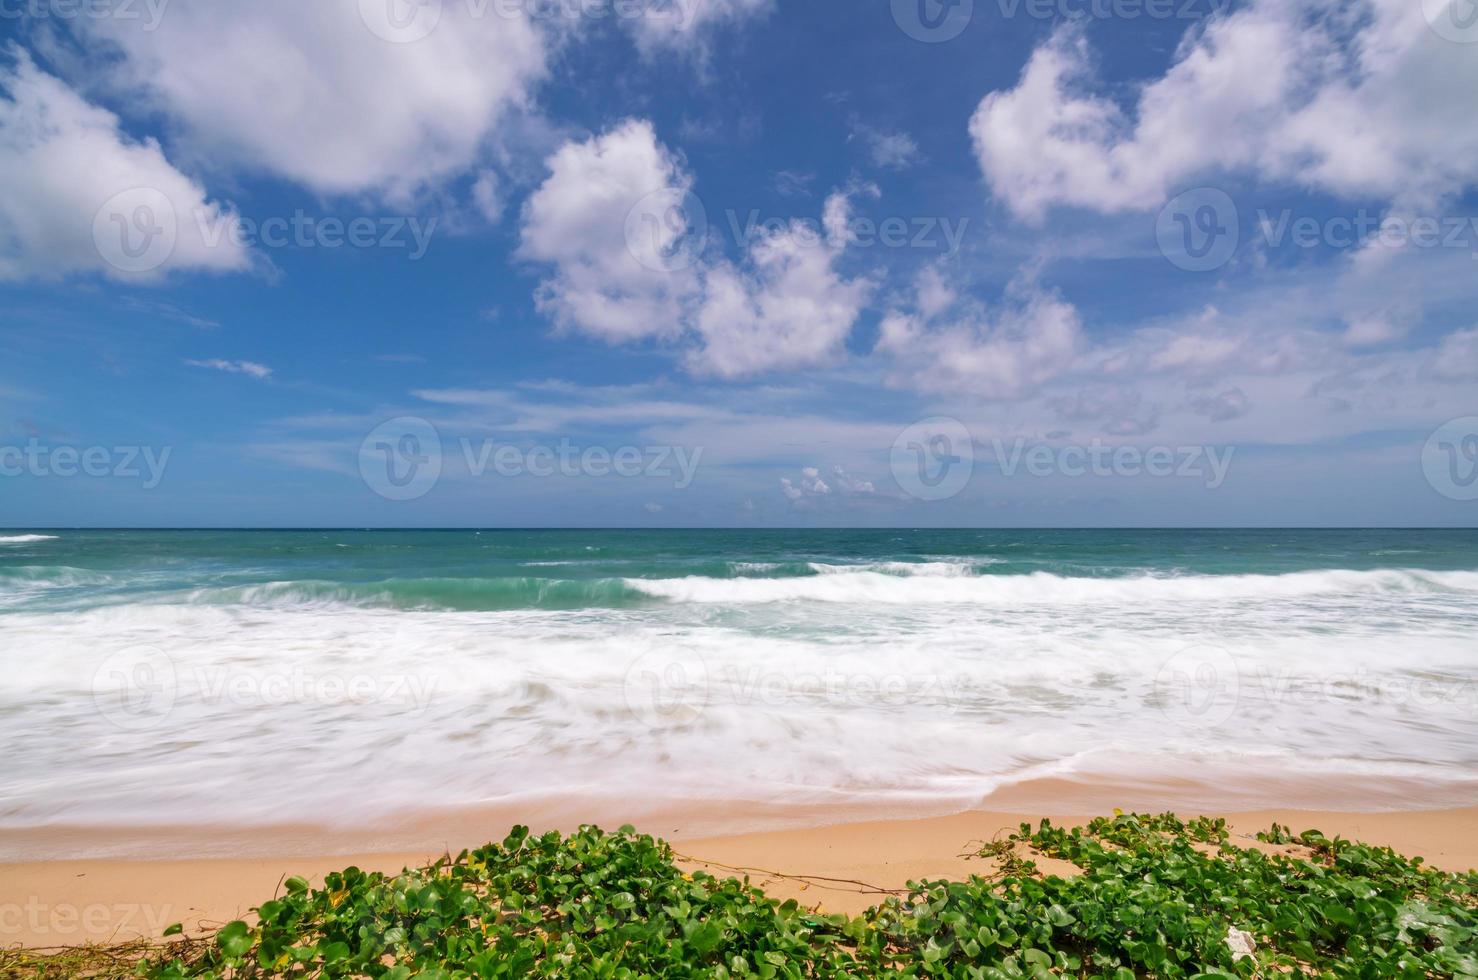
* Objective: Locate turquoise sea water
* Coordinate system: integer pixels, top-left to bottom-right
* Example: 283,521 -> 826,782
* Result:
2,528 -> 1477,833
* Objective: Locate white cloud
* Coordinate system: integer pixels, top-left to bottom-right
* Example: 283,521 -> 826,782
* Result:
851,123 -> 920,170
913,265 -> 957,319
687,190 -> 874,377
518,118 -> 699,343
874,239 -> 1478,429
1429,327 -> 1478,380
970,0 -> 1478,221
780,466 -> 831,500
1341,304 -> 1417,347
76,1 -> 548,203
829,466 -> 876,494
877,265 -> 1083,397
185,358 -> 273,379
520,119 -> 873,377
0,47 -> 251,282
471,170 -> 504,224
119,297 -> 221,329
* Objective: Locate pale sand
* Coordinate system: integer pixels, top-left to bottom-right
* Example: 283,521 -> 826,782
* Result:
3,804 -> 1475,950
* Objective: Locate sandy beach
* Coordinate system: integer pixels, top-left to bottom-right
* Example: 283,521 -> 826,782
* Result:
5,801 -> 1475,951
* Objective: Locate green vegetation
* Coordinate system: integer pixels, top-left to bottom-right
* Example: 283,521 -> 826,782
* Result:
8,814 -> 1475,978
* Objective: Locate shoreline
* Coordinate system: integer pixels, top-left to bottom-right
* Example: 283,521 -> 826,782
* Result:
4,801 -> 1475,950
6,767 -> 1476,862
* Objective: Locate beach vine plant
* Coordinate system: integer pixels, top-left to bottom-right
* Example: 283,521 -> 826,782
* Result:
10,814 -> 1474,978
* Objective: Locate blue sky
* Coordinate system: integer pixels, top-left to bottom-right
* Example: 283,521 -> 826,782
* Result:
1,0 -> 1476,527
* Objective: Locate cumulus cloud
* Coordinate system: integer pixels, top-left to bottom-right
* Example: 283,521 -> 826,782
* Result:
687,190 -> 875,377
185,358 -> 273,379
0,47 -> 251,282
876,265 -> 1083,398
970,0 -> 1478,221
520,119 -> 873,377
780,466 -> 831,500
25,0 -> 773,213
867,259 -> 1463,424
519,118 -> 699,342
75,1 -> 549,203
829,466 -> 876,494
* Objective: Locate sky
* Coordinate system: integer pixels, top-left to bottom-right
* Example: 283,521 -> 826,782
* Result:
1,0 -> 1476,527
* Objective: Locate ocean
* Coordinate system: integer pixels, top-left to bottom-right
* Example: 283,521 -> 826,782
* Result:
2,528 -> 1476,837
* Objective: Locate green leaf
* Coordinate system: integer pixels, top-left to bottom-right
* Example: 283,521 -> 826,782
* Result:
1046,904 -> 1076,927
216,920 -> 253,959
688,920 -> 724,955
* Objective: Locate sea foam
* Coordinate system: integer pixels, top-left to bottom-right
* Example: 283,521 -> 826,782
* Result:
2,534 -> 1476,840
